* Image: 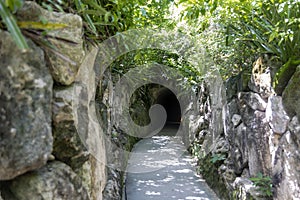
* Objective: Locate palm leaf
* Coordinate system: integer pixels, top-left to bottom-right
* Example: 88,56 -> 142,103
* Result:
17,21 -> 67,30
0,0 -> 28,50
74,0 -> 98,36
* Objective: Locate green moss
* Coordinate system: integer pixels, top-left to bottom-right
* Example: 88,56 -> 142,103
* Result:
52,125 -> 89,170
124,135 -> 139,152
274,58 -> 300,94
129,100 -> 150,126
199,153 -> 230,200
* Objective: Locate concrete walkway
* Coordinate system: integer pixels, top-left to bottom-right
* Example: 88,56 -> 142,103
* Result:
125,126 -> 219,200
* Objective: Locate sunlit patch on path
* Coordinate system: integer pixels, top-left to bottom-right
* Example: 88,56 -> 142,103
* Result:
125,126 -> 219,200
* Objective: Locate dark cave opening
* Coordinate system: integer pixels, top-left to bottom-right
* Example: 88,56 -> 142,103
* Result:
155,87 -> 181,126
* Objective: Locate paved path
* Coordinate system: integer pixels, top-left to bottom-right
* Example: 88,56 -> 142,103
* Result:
125,126 -> 219,200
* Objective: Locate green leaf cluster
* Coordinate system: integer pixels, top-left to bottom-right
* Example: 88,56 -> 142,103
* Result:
110,48 -> 201,86
177,0 -> 300,86
250,172 -> 273,197
36,0 -> 175,43
210,153 -> 226,164
227,0 -> 300,92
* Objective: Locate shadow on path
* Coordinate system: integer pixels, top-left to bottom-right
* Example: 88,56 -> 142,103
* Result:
125,126 -> 219,200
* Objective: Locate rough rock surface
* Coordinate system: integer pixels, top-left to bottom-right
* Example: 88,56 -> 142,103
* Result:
191,57 -> 300,200
249,56 -> 273,99
52,85 -> 89,169
282,65 -> 300,120
17,2 -> 85,85
98,65 -> 140,200
102,168 -> 122,200
232,178 -> 264,200
266,95 -> 289,134
238,92 -> 267,111
272,116 -> 300,200
2,161 -> 89,200
0,30 -> 53,180
0,4 -> 108,200
225,92 -> 272,178
53,47 -> 106,199
238,94 -> 271,176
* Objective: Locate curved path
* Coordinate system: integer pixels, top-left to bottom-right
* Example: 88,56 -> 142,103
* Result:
124,126 -> 219,200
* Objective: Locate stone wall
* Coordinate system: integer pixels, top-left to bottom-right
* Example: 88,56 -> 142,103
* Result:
0,3 -> 156,200
1,3 -> 299,200
0,2 -> 109,200
189,56 -> 300,199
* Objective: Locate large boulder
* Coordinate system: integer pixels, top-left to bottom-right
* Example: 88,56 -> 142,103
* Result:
17,2 -> 85,85
0,31 -> 53,180
2,161 -> 89,200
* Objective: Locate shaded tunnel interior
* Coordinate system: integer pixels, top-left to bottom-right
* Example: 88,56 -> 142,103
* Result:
155,87 -> 181,125
129,84 -> 182,136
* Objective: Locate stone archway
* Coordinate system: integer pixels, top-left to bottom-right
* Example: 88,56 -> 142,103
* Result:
78,28 -> 225,170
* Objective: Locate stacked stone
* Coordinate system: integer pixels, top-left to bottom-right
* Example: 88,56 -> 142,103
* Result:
224,57 -> 300,200
189,55 -> 300,199
0,2 -> 106,199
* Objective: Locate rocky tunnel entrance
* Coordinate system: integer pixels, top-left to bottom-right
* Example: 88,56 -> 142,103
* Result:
129,84 -> 182,137
154,87 -> 182,136
151,85 -> 182,136
154,87 -> 181,126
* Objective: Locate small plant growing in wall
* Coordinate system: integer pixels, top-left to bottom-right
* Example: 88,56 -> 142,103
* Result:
210,153 -> 226,164
250,173 -> 273,198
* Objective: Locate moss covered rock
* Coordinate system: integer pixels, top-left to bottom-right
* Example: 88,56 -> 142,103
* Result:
2,161 -> 89,200
17,2 -> 85,85
282,65 -> 300,120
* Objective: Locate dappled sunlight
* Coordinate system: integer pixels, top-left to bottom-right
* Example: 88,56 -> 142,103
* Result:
126,135 -> 188,173
145,191 -> 161,195
125,129 -> 219,200
186,197 -> 210,200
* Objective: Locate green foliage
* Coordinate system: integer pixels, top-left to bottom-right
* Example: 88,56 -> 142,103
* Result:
36,0 -> 175,43
176,1 -> 258,79
110,48 -> 201,86
199,152 -> 230,199
230,0 -> 300,91
179,0 -> 255,32
189,142 -> 203,159
225,0 -> 300,71
0,0 -> 28,50
107,0 -> 175,30
5,0 -> 23,12
177,0 -> 300,85
210,153 -> 226,164
38,0 -> 65,12
195,20 -> 255,80
250,172 -> 273,197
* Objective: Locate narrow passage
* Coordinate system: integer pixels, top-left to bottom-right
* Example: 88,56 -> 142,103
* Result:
125,126 -> 219,200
